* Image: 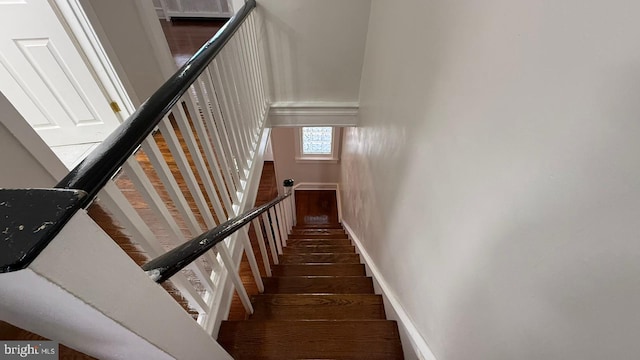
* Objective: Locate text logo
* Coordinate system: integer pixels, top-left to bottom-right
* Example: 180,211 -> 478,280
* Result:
1,341 -> 58,359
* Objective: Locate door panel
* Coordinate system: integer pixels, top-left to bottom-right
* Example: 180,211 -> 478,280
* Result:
0,0 -> 121,146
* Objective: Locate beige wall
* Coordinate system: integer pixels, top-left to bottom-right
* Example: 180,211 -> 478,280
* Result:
271,127 -> 341,193
342,0 -> 640,359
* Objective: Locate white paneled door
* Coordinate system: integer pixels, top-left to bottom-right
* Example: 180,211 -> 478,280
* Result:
0,0 -> 121,147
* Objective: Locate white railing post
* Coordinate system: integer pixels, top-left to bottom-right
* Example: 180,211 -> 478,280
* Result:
283,179 -> 295,231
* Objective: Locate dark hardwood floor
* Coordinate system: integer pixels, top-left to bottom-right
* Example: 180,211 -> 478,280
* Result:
295,190 -> 340,225
160,19 -> 227,67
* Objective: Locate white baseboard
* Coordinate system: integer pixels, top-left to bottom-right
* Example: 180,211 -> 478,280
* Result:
268,102 -> 359,127
342,220 -> 437,360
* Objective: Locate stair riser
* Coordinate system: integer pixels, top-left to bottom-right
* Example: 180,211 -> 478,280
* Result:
285,239 -> 352,246
250,305 -> 385,320
293,225 -> 343,230
271,264 -> 365,276
263,277 -> 374,294
288,234 -> 349,239
283,245 -> 355,253
251,294 -> 383,306
291,230 -> 346,236
280,253 -> 361,264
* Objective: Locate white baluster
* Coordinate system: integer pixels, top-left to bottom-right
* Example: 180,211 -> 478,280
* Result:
252,218 -> 272,277
122,159 -> 216,294
218,49 -> 251,166
276,201 -> 289,247
215,242 -> 253,314
157,118 -> 218,227
211,59 -> 247,180
239,228 -> 264,292
267,208 -> 284,255
261,212 -> 279,263
171,102 -> 234,215
99,183 -> 209,314
194,72 -> 242,199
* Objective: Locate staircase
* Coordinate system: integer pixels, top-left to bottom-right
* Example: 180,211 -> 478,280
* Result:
218,224 -> 404,359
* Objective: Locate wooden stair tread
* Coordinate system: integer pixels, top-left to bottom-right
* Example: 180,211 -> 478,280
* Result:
283,245 -> 355,253
280,253 -> 361,264
250,294 -> 385,320
272,264 -> 365,276
288,233 -> 349,239
217,320 -> 403,360
263,276 -> 374,294
285,239 -> 352,246
217,220 -> 404,358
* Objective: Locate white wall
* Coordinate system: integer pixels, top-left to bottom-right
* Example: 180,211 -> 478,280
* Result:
341,1 -> 640,359
259,0 -> 370,103
271,127 -> 341,192
81,0 -> 176,105
0,93 -> 66,187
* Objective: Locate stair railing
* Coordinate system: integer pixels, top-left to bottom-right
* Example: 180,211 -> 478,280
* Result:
143,179 -> 297,310
0,0 -> 287,354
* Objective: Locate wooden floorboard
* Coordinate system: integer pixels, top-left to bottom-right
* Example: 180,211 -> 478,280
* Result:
283,245 -> 355,253
262,276 -> 374,294
218,320 -> 404,360
280,253 -> 361,264
271,264 -> 366,276
250,294 -> 386,320
295,190 -> 340,225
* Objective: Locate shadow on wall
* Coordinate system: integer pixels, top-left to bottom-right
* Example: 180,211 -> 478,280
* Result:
340,0 -> 640,358
260,5 -> 299,101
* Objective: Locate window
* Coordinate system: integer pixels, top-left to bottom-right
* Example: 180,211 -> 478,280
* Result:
295,126 -> 340,162
302,127 -> 333,155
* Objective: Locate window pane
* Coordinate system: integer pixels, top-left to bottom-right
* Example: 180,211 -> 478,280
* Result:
302,127 -> 332,154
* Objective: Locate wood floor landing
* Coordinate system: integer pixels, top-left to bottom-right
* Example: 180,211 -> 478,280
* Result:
217,224 -> 404,359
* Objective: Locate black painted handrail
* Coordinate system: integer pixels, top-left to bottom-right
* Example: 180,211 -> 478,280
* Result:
55,0 -> 257,208
142,192 -> 291,283
0,1 -> 257,274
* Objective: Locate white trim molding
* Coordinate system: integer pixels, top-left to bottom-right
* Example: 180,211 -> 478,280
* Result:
268,102 -> 359,127
342,220 -> 438,360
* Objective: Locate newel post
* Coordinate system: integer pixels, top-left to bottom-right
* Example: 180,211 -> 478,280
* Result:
283,179 -> 296,227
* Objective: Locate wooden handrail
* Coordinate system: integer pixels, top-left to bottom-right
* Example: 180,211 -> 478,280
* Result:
142,191 -> 292,283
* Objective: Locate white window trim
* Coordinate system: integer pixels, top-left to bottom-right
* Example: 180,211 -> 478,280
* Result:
294,127 -> 341,163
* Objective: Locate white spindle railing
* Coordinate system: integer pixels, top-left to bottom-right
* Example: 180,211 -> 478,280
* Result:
91,10 -> 281,332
